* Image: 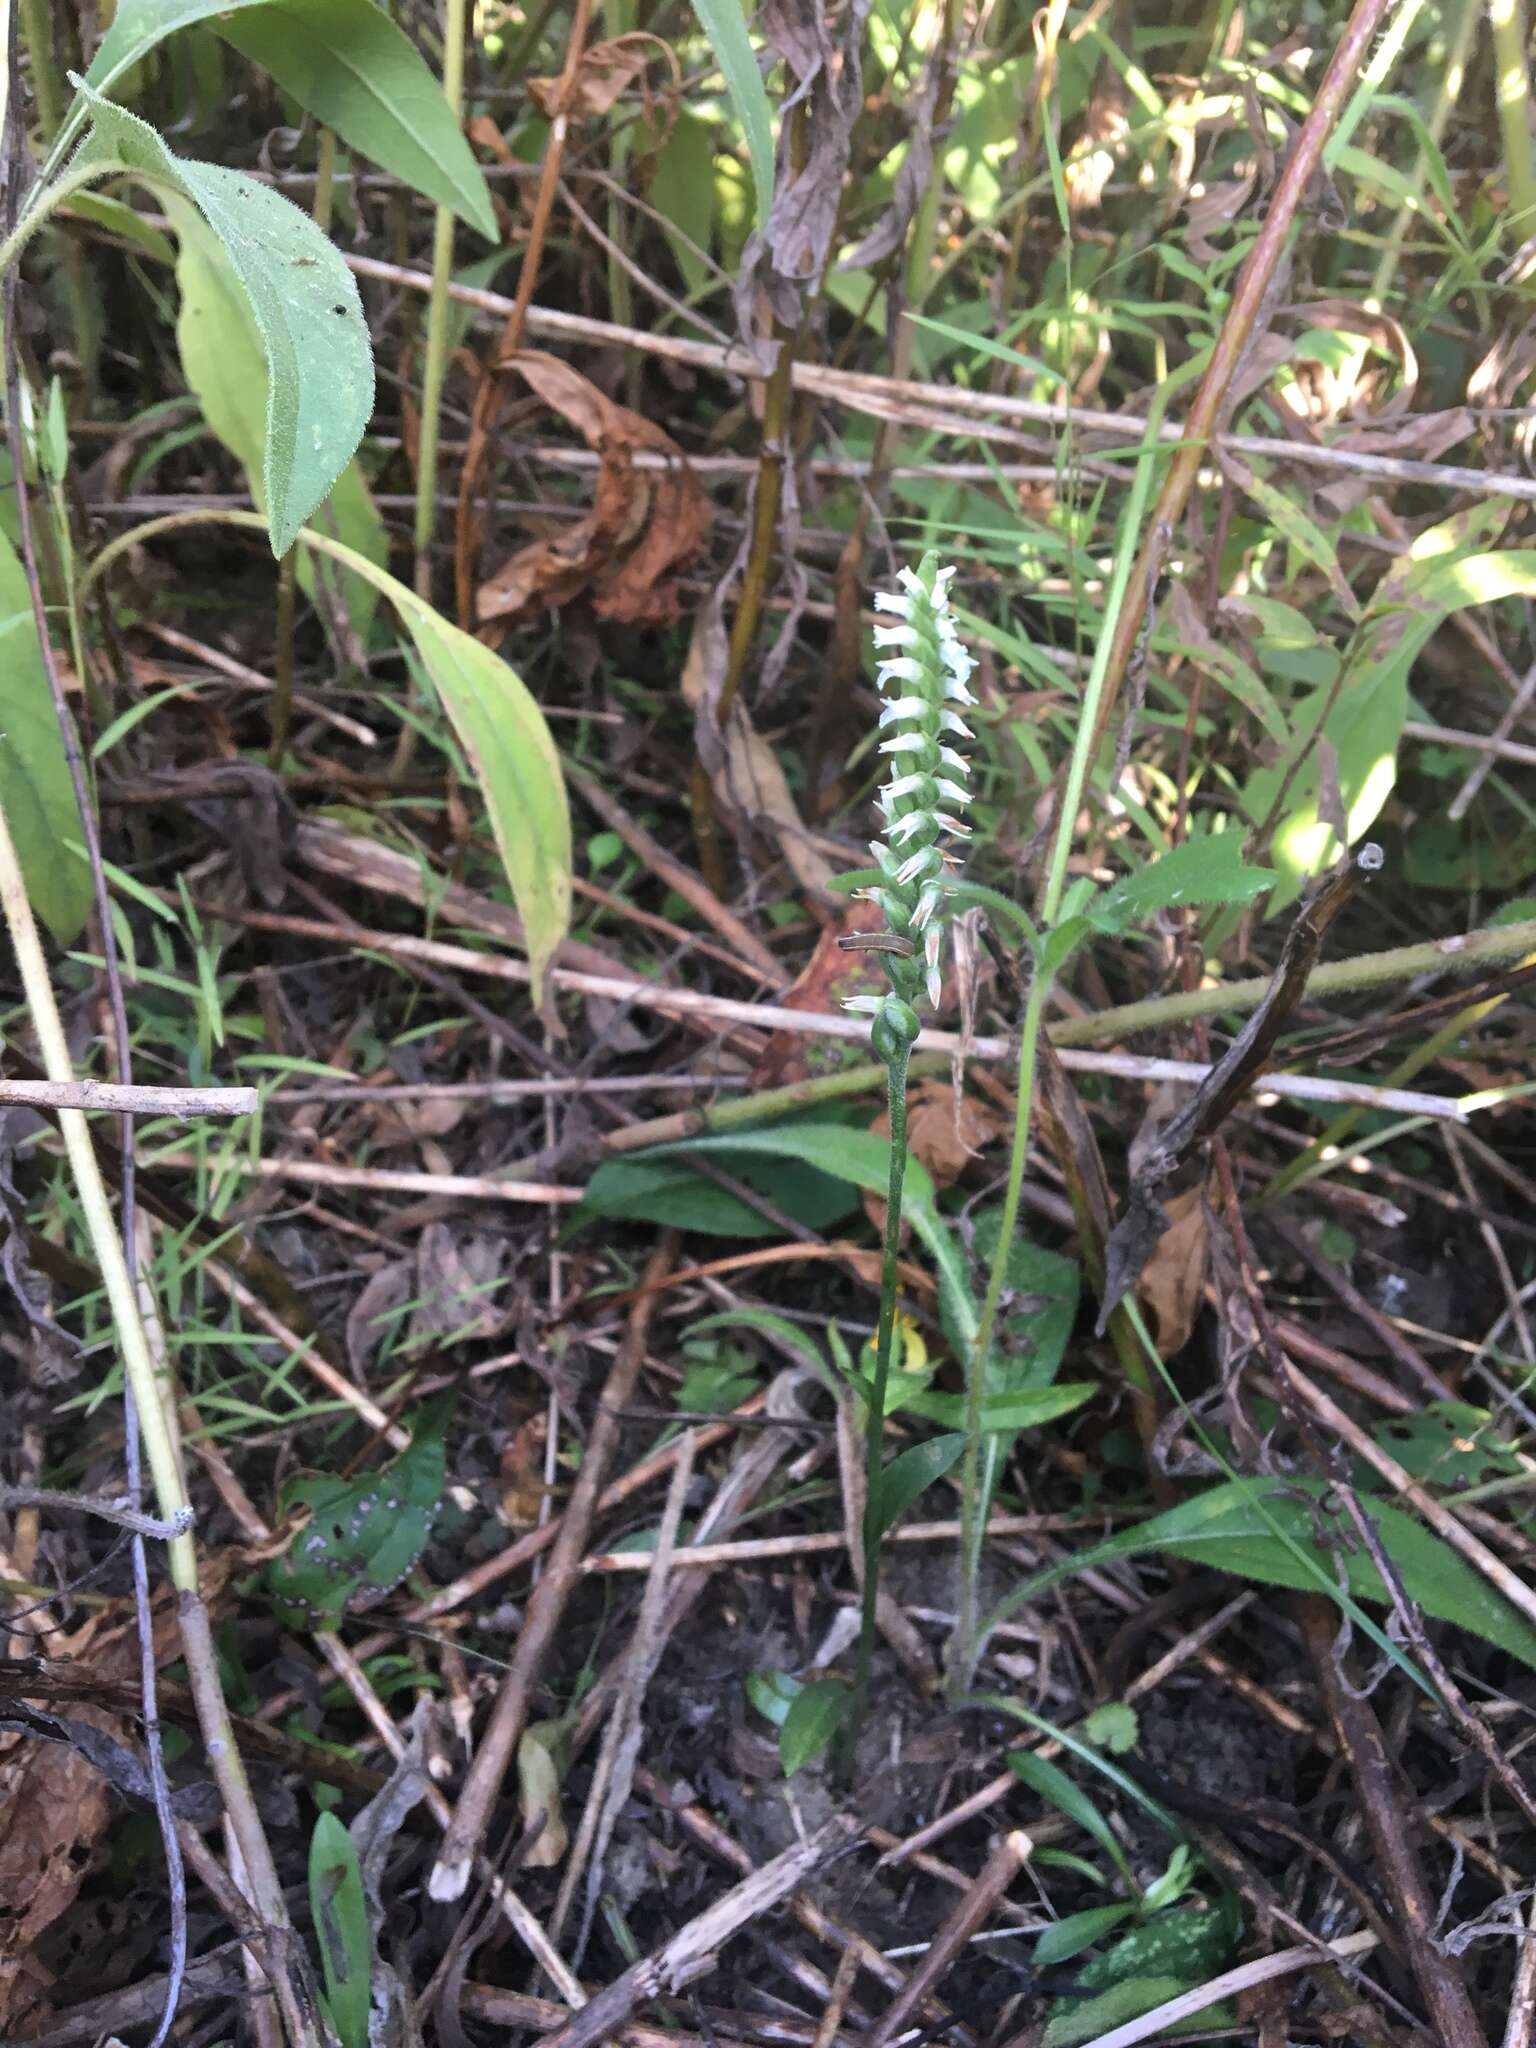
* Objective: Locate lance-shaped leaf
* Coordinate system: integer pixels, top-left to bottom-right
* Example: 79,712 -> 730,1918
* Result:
69,80 -> 374,557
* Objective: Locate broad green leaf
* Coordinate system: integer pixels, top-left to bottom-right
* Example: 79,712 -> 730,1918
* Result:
217,0 -> 495,237
779,1677 -> 849,1775
685,0 -> 774,229
996,1476 -> 1536,1670
650,110 -> 716,301
892,1383 -> 1094,1435
77,0 -> 494,235
1247,513 -> 1532,905
0,545 -> 91,942
266,1397 -> 450,1629
308,1812 -> 371,2048
643,1125 -> 977,1349
1161,631 -> 1289,744
1229,460 -> 1360,619
645,1122 -> 934,1212
1073,1895 -> 1241,1992
1087,836 -> 1276,935
255,525 -> 571,995
170,194 -> 385,639
578,1152 -> 860,1237
71,81 -> 373,557
869,1434 -> 966,1546
1042,1978 -> 1192,2048
1033,1904 -> 1136,1970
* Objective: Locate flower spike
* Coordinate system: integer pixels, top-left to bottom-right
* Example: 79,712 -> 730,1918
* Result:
841,552 -> 973,1035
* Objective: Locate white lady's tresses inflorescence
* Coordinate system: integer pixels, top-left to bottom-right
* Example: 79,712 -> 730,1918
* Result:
845,552 -> 974,1058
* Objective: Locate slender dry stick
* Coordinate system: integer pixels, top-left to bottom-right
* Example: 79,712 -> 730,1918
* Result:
1298,1595 -> 1488,2048
0,79 -> 190,2033
1078,0 -> 1401,767
867,1830 -> 1033,2048
452,0 -> 592,630
394,0 -> 469,776
0,797 -> 318,2046
429,1231 -> 679,1902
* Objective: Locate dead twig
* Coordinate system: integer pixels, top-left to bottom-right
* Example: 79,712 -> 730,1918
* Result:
430,1232 -> 681,1901
1298,1595 -> 1488,2048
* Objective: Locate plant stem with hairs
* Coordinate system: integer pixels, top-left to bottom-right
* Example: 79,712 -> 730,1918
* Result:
838,553 -> 974,1764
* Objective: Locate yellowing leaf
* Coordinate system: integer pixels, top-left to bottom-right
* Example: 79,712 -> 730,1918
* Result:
170,194 -> 387,640
71,82 -> 374,557
0,540 -> 90,943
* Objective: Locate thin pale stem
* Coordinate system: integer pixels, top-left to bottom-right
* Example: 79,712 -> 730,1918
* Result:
845,1043 -> 911,1769
1492,0 -> 1536,233
949,969 -> 1047,1697
397,0 -> 468,776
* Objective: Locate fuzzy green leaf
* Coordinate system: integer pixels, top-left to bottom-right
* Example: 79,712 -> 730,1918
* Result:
0,543 -> 91,943
169,193 -> 386,637
71,81 -> 373,557
1086,837 -> 1276,937
78,0 -> 494,235
266,1398 -> 450,1630
258,527 -> 571,997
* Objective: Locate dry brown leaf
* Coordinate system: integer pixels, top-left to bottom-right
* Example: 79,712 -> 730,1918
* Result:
347,1260 -> 413,1378
409,1224 -> 507,1349
476,351 -> 711,629
527,34 -> 676,120
1182,172 -> 1256,264
680,593 -> 836,900
516,1721 -> 570,1868
901,1080 -> 1009,1190
863,1080 -> 1007,1236
1135,1186 -> 1209,1359
750,899 -> 884,1087
499,1410 -> 551,1529
0,1728 -> 109,2027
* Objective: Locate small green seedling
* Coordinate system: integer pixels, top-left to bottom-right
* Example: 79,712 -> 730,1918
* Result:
308,1811 -> 372,2048
267,1397 -> 450,1630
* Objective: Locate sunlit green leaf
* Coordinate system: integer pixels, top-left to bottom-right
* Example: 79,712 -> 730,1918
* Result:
71,81 -> 373,557
685,0 -> 774,230
77,0 -> 494,234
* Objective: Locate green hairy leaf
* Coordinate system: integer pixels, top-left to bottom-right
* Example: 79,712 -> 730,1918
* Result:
77,0 -> 494,235
266,1398 -> 450,1630
169,194 -> 386,637
1086,836 -> 1277,936
0,540 -> 91,943
70,81 -> 374,557
217,0 -> 495,237
308,1812 -> 372,2048
256,526 -> 572,998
